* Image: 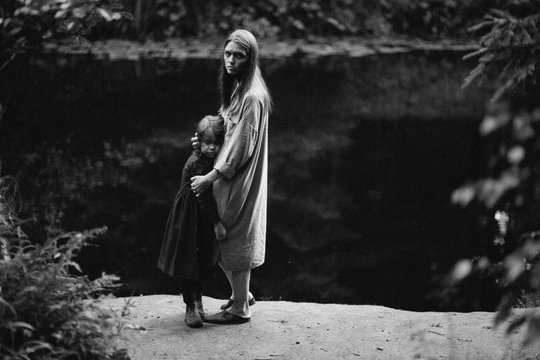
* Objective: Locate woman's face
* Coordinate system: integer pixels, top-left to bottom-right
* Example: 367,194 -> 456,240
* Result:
224,41 -> 249,77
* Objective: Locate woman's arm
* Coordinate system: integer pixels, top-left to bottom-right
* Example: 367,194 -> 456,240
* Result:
190,169 -> 221,195
213,95 -> 261,180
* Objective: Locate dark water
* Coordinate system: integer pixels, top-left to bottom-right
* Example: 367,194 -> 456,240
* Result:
2,49 -> 497,310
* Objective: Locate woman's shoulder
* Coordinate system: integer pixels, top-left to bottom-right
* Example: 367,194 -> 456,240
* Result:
241,91 -> 265,109
241,90 -> 272,116
244,89 -> 263,101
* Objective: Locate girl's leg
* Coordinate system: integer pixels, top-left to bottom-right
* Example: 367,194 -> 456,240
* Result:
194,280 -> 205,319
226,269 -> 251,318
180,278 -> 203,328
180,278 -> 196,306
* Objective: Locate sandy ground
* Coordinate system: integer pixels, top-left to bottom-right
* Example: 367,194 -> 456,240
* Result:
103,295 -> 540,360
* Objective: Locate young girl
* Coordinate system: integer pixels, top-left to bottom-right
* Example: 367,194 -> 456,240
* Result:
158,115 -> 227,328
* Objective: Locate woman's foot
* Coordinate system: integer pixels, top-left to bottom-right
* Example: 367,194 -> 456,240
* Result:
184,304 -> 203,328
220,296 -> 256,310
204,310 -> 251,324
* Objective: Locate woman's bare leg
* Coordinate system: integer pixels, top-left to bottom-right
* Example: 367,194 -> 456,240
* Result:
221,266 -> 235,300
221,264 -> 253,302
227,269 -> 251,318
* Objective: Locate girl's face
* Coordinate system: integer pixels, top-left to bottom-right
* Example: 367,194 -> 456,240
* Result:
224,41 -> 249,77
200,132 -> 221,159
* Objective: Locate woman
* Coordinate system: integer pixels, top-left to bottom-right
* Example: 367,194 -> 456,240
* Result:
190,29 -> 272,324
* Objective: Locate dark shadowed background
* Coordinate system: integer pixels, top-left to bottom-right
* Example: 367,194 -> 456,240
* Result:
1,44 -> 501,310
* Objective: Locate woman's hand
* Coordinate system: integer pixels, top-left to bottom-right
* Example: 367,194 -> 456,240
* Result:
214,221 -> 227,241
191,169 -> 221,196
191,133 -> 199,151
190,175 -> 211,196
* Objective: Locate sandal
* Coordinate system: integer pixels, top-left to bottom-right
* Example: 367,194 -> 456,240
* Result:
220,296 -> 256,310
204,310 -> 251,324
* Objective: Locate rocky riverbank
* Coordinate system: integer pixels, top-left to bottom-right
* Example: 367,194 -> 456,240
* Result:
104,295 -> 539,360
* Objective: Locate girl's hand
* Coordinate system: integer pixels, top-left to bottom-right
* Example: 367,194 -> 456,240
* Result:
214,221 -> 227,241
191,175 -> 210,196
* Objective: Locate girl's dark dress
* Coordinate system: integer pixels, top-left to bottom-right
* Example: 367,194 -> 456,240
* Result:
158,153 -> 220,281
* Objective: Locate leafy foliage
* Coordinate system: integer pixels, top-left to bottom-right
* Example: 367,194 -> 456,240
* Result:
86,0 -> 540,40
0,0 -> 130,70
0,176 -> 128,360
463,7 -> 540,101
452,103 -> 540,214
450,0 -> 540,343
117,0 -> 389,39
17,144 -> 130,238
450,102 -> 540,317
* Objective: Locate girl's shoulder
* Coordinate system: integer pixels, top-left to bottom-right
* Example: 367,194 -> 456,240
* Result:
185,153 -> 212,170
183,154 -> 201,170
180,154 -> 207,187
182,153 -> 206,166
184,153 -> 199,165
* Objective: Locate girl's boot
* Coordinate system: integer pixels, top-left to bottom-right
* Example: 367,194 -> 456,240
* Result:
195,299 -> 206,320
184,304 -> 203,328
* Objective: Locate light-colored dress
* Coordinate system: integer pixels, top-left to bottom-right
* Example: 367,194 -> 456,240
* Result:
213,91 -> 269,271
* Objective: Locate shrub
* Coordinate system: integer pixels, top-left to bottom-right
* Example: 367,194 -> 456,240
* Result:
0,176 -> 127,360
448,1 -> 540,342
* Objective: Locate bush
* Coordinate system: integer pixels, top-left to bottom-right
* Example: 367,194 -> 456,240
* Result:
0,176 -> 128,360
447,1 -> 540,342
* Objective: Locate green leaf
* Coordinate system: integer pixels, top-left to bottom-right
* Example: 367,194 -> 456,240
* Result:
0,295 -> 16,316
463,47 -> 487,60
16,285 -> 38,297
468,20 -> 495,33
119,11 -> 133,21
20,340 -> 54,354
97,8 -> 113,22
66,260 -> 82,273
9,321 -> 35,331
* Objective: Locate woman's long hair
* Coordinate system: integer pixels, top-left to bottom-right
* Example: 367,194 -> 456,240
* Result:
218,29 -> 272,115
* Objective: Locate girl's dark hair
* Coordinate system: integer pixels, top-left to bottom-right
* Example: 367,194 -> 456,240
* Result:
194,115 -> 224,155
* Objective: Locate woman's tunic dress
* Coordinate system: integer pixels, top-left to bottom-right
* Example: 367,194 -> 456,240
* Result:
213,92 -> 269,271
158,153 -> 220,280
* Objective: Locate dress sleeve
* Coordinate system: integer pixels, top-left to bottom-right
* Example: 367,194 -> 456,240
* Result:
180,158 -> 193,189
214,95 -> 261,179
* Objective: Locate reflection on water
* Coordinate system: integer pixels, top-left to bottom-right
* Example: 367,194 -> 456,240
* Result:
258,115 -> 487,310
3,51 -> 496,310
